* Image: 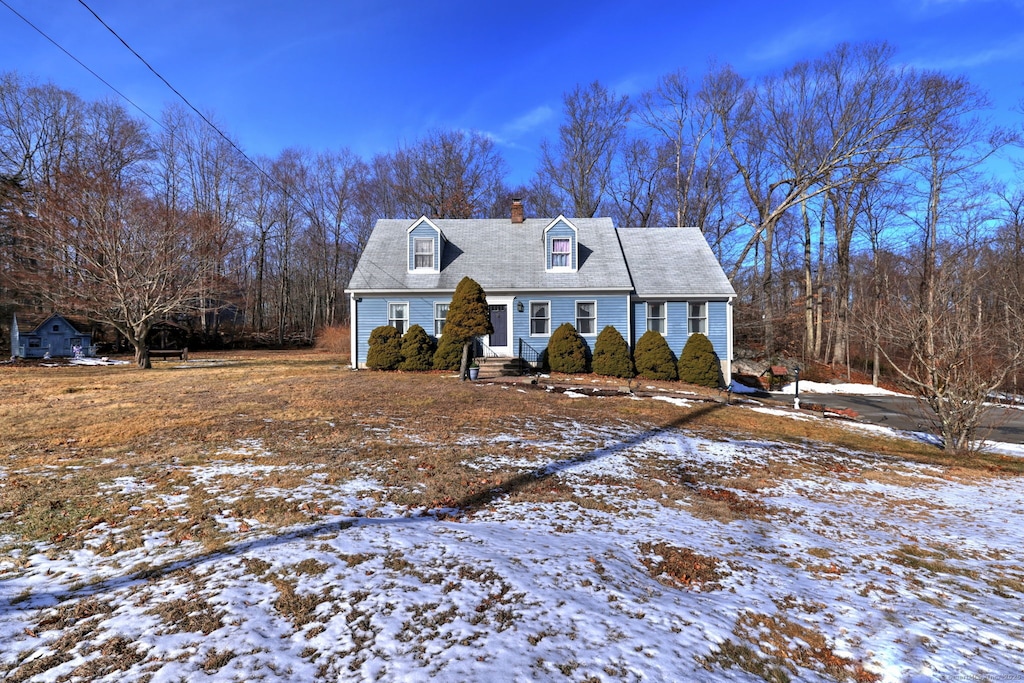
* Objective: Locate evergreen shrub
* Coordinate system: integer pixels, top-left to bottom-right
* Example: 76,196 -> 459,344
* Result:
547,322 -> 589,373
591,326 -> 634,378
399,324 -> 435,371
634,330 -> 678,381
677,333 -> 721,388
366,325 -> 402,370
432,333 -> 463,370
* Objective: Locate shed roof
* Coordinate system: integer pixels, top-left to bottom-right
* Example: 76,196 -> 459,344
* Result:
14,312 -> 91,335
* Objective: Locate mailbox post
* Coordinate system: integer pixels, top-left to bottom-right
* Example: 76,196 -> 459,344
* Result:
794,366 -> 801,410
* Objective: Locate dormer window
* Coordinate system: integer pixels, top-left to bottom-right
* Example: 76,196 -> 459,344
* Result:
414,238 -> 434,269
551,239 -> 571,268
407,216 -> 443,273
543,216 -> 578,272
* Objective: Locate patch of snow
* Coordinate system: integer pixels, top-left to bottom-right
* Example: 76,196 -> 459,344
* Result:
652,395 -> 694,408
3,415 -> 1024,682
68,357 -> 130,366
729,380 -> 761,394
777,380 -> 906,396
750,406 -> 813,421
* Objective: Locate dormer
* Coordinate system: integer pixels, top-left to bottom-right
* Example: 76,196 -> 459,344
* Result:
543,216 -> 578,272
407,216 -> 444,273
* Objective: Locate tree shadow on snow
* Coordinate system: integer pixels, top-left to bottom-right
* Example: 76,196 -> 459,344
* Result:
0,401 -> 725,616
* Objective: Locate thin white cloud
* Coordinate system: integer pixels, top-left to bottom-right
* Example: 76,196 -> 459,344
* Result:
747,17 -> 842,64
503,105 -> 556,136
482,104 -> 556,148
910,33 -> 1024,69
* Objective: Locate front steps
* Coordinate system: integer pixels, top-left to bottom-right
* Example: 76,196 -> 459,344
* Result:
475,356 -> 529,379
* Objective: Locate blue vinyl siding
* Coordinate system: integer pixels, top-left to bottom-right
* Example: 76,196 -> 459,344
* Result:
356,293 -> 629,364
545,220 -> 577,270
707,300 -> 728,355
631,298 -> 729,361
632,301 -> 646,345
356,296 -> 450,365
512,294 -> 628,355
355,298 -> 388,366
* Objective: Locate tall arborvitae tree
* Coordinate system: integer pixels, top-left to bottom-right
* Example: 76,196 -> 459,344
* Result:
441,277 -> 492,380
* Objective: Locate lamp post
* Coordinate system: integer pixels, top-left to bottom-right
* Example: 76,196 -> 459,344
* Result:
794,366 -> 801,410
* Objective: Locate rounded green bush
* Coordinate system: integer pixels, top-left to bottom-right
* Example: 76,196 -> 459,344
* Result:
678,333 -> 721,388
547,322 -> 589,373
432,333 -> 463,371
592,326 -> 634,378
399,324 -> 435,371
634,330 -> 678,381
366,325 -> 403,370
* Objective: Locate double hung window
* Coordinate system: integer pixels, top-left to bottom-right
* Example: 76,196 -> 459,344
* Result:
434,303 -> 448,336
413,238 -> 434,269
388,302 -> 408,334
688,302 -> 707,335
551,238 -> 571,268
647,302 -> 666,335
530,301 -> 550,335
576,301 -> 596,335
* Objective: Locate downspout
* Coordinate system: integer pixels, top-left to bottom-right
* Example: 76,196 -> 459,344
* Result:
350,292 -> 358,369
726,295 -> 735,383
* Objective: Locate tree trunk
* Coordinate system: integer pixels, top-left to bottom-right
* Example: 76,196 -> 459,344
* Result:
459,341 -> 471,381
801,197 -> 814,358
134,343 -> 151,369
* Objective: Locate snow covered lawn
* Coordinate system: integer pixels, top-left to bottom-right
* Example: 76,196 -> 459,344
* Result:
3,418 -> 1023,681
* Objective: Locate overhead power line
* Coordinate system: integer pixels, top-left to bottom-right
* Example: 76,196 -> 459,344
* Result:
1,0 -> 407,289
0,0 -> 163,130
75,0 -> 273,198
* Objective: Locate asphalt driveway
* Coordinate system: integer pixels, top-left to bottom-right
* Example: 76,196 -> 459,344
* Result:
780,393 -> 1024,445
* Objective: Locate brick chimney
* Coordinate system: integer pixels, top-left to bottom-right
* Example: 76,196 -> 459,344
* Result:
511,197 -> 524,224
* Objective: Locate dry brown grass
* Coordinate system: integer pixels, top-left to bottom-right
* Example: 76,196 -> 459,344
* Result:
0,350 -> 1016,560
704,611 -> 882,682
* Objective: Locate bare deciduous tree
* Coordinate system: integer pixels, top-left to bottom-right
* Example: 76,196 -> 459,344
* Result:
391,129 -> 507,219
28,102 -> 211,367
539,81 -> 631,218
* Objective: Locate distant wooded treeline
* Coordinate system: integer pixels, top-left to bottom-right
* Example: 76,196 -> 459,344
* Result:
2,41 -> 1023,446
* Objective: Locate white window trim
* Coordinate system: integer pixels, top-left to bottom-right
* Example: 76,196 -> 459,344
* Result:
647,301 -> 667,336
433,302 -> 448,337
413,237 -> 434,270
575,300 -> 597,336
688,301 -> 707,336
530,300 -> 551,337
388,301 -> 409,334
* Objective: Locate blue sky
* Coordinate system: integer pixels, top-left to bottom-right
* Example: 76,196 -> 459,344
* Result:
2,0 -> 1022,185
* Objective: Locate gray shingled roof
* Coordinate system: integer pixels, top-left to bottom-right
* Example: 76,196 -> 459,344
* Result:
346,218 -> 736,299
616,227 -> 736,298
347,217 -> 634,293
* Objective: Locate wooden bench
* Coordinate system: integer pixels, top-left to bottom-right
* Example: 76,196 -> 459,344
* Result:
149,348 -> 188,360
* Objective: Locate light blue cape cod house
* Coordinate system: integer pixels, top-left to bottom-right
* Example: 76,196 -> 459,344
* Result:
346,204 -> 736,379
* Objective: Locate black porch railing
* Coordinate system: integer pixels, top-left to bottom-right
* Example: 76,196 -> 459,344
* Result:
518,338 -> 544,369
